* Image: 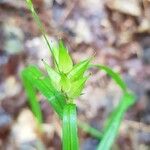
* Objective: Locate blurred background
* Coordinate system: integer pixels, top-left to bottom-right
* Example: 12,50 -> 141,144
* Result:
0,0 -> 150,149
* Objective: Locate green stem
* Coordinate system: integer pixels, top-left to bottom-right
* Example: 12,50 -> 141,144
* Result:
26,0 -> 60,72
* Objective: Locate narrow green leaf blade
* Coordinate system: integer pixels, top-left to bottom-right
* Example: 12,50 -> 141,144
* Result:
68,58 -> 91,81
78,121 -> 102,139
92,64 -> 127,92
63,104 -> 78,150
104,92 -> 135,130
21,66 -> 66,119
21,71 -> 43,123
97,92 -> 135,150
58,40 -> 73,73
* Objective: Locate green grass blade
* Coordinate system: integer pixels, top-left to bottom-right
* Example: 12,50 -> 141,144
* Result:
21,66 -> 66,119
21,71 -> 43,123
78,121 -> 102,139
97,92 -> 135,150
103,92 -> 135,132
92,64 -> 127,92
63,104 -> 78,150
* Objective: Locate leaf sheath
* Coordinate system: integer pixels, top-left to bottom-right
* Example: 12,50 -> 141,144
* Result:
63,104 -> 79,150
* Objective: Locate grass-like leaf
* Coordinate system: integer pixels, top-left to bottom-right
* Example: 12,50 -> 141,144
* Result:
63,104 -> 78,150
21,66 -> 66,119
21,69 -> 43,123
92,64 -> 127,92
78,121 -> 102,139
97,92 -> 135,150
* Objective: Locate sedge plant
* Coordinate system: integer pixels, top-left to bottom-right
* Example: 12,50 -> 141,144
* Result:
21,0 -> 136,150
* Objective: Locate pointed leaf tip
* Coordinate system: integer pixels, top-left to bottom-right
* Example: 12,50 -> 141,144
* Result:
42,60 -> 61,90
68,58 -> 92,81
60,73 -> 71,92
68,77 -> 88,99
58,40 -> 73,73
